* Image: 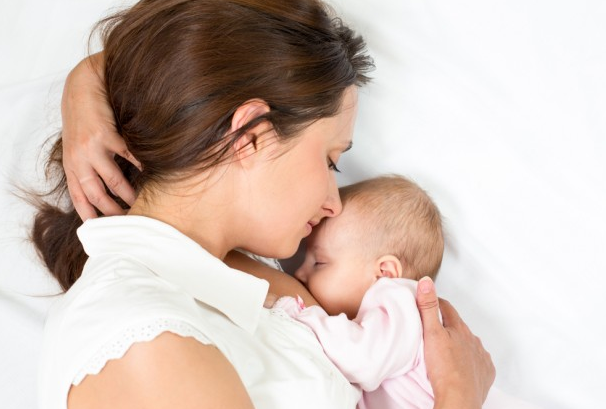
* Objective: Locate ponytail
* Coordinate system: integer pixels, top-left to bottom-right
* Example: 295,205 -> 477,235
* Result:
32,202 -> 86,292
30,137 -> 136,291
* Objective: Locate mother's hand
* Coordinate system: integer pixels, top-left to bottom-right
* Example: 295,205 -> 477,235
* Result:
416,277 -> 495,409
61,53 -> 140,220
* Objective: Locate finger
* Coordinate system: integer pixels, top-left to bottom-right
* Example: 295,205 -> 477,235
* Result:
416,276 -> 443,334
103,131 -> 143,171
438,298 -> 465,329
75,171 -> 127,217
93,156 -> 137,206
65,171 -> 101,221
264,293 -> 279,308
118,148 -> 142,171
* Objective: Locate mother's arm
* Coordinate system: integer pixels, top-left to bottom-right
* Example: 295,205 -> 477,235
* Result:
68,332 -> 254,409
224,250 -> 319,307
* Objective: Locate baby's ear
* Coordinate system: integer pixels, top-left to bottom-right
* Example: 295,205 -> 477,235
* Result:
377,255 -> 403,279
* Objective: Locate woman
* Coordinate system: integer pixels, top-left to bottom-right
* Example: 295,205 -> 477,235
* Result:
36,0 -> 494,408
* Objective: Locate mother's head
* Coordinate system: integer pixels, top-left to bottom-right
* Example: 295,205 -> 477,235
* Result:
34,0 -> 373,289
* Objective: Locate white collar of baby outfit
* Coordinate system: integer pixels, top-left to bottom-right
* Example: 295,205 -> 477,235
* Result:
77,215 -> 269,334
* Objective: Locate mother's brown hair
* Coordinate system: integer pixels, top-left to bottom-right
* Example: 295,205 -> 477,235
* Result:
32,0 -> 373,291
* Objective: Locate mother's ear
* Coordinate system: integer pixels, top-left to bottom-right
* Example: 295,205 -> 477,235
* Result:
376,255 -> 403,279
230,99 -> 272,159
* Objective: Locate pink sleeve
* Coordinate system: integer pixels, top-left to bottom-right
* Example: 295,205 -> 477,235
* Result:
273,295 -> 305,316
294,278 -> 423,392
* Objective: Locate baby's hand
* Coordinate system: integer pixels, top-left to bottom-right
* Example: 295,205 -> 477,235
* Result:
263,293 -> 279,308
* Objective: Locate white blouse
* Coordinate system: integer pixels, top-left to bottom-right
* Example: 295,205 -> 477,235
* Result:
38,216 -> 359,409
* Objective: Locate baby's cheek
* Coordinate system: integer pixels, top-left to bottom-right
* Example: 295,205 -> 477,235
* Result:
311,282 -> 337,313
305,277 -> 321,302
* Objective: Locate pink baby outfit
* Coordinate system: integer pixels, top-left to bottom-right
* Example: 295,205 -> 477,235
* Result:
275,278 -> 434,409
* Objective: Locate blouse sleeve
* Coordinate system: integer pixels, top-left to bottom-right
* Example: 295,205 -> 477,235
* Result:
40,257 -> 216,389
73,317 -> 211,385
292,279 -> 423,392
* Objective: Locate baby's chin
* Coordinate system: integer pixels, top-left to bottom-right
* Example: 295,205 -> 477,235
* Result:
318,297 -> 360,319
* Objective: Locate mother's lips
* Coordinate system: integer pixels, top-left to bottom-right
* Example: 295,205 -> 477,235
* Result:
308,220 -> 320,228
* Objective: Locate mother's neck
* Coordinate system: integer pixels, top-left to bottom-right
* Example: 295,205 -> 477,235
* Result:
128,170 -> 240,260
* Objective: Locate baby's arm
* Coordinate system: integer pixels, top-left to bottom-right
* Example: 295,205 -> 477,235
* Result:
290,278 -> 422,391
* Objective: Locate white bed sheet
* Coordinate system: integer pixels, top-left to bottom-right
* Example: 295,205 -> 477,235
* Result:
1,1 -> 604,408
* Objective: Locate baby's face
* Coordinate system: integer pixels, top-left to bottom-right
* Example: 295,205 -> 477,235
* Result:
294,206 -> 378,319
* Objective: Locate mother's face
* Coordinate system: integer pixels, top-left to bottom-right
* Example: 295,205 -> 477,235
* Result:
243,87 -> 359,259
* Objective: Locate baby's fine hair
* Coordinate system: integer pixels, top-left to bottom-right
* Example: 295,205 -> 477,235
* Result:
339,175 -> 444,280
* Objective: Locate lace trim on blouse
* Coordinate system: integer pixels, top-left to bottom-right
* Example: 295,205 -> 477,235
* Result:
73,318 -> 210,385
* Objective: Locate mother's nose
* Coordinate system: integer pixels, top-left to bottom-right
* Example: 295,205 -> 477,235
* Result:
322,175 -> 342,218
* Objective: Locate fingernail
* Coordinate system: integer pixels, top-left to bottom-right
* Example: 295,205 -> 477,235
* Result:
419,276 -> 433,294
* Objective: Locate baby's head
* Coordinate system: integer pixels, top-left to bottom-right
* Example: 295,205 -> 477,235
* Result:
294,175 -> 444,318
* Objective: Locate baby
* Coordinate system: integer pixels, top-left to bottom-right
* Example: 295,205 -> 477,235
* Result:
275,174 -> 444,409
